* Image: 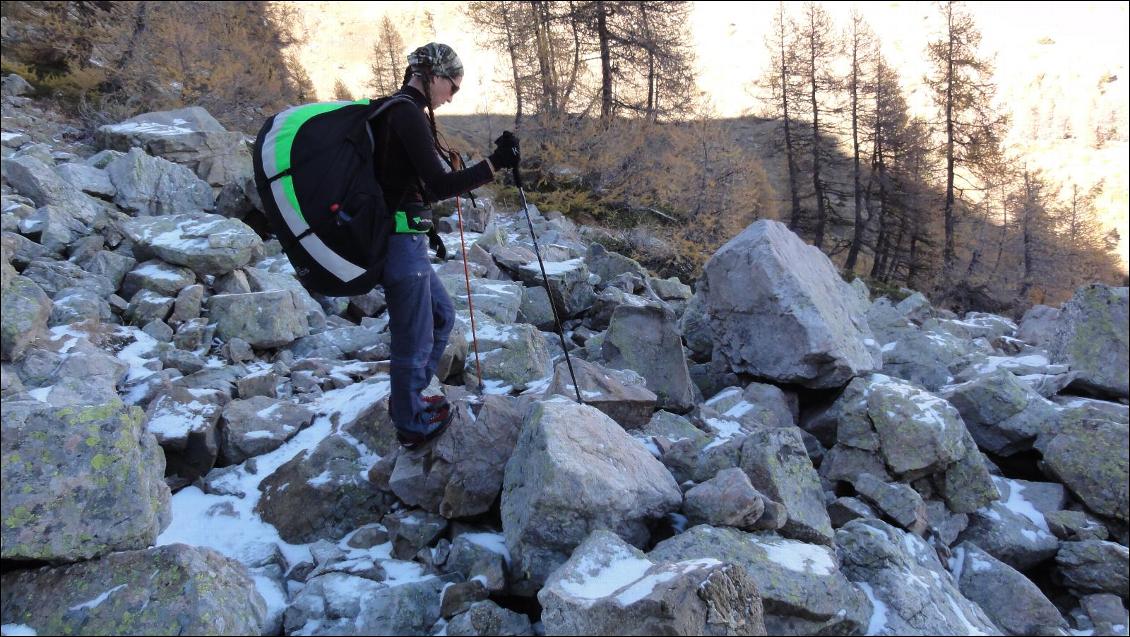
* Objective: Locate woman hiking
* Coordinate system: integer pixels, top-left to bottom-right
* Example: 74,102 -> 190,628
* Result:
372,42 -> 520,449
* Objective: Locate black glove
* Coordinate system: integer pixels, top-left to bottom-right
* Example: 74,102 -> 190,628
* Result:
488,131 -> 520,170
428,225 -> 447,260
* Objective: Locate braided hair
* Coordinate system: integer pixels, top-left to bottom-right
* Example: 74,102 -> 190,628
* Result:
402,64 -> 457,167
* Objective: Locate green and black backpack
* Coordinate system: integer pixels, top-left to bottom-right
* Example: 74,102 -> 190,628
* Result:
252,96 -> 412,297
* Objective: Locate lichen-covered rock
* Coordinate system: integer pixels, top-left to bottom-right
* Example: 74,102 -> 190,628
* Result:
1,275 -> 51,362
1039,419 -> 1129,524
0,543 -> 266,635
952,542 -> 1068,636
649,525 -> 869,635
836,519 -> 1001,635
1048,284 -> 1129,399
1,398 -> 170,562
539,530 -> 766,636
602,303 -> 697,412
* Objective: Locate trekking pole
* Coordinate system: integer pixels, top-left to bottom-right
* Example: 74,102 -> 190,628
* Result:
451,154 -> 486,393
513,167 -> 583,404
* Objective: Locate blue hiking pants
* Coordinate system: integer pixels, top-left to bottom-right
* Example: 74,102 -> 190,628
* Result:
381,234 -> 455,436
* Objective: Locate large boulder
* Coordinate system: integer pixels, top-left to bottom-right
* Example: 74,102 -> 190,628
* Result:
546,357 -> 657,429
1,275 -> 51,362
255,434 -> 388,543
836,519 -> 1001,635
106,147 -> 215,215
1039,419 -> 1129,524
1017,304 -> 1060,346
702,220 -> 881,388
602,304 -> 696,412
96,107 -> 254,194
388,395 -> 526,519
123,212 -> 262,276
2,155 -> 104,225
219,396 -> 315,465
0,543 -> 266,635
1,398 -> 171,562
538,530 -> 766,636
501,400 -> 682,595
1048,284 -> 1129,399
1054,540 -> 1130,598
145,387 -> 223,483
952,542 -> 1068,635
466,320 -> 552,391
942,369 -> 1059,457
739,426 -> 833,545
208,290 -> 310,348
650,525 -> 870,635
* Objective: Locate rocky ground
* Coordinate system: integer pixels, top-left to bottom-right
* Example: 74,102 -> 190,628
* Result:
1,73 -> 1128,636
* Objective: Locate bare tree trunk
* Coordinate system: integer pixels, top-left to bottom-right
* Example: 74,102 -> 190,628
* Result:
845,19 -> 866,272
809,31 -> 828,249
501,5 -> 524,128
942,4 -> 958,277
597,1 -> 613,122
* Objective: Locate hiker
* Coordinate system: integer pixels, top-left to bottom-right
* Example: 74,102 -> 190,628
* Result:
371,42 -> 520,449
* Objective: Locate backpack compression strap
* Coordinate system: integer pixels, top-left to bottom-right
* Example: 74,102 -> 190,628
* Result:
258,96 -> 414,283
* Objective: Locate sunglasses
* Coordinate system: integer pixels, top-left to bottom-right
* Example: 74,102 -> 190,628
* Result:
445,76 -> 461,95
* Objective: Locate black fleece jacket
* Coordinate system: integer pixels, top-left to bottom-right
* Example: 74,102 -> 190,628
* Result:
371,86 -> 494,213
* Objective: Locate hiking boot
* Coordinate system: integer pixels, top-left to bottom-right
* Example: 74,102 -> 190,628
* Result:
396,402 -> 454,450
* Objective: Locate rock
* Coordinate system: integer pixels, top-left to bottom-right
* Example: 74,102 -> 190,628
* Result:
683,467 -> 767,530
56,162 -> 115,199
106,148 -> 215,215
284,571 -> 445,635
702,220 -> 881,388
546,357 -> 657,428
602,303 -> 696,412
1,275 -> 51,362
446,600 -> 534,636
1080,594 -> 1129,636
539,530 -> 766,636
21,258 -> 113,298
512,255 -> 595,318
2,155 -> 103,225
219,396 -> 314,465
243,267 -> 326,333
852,473 -> 928,535
518,284 -> 557,330
145,387 -> 222,483
836,519 -> 1001,636
1018,305 -> 1060,346
442,276 -> 524,324
739,427 -> 834,545
82,250 -> 136,291
49,286 -> 111,326
208,290 -> 310,348
952,542 -> 1068,635
1,398 -> 170,562
383,509 -> 448,560
120,259 -> 197,299
255,434 -> 388,543
650,525 -> 869,635
2,73 -> 34,96
827,497 -> 877,528
1048,284 -> 1129,399
96,107 -> 253,192
0,543 -> 265,635
942,369 -> 1059,456
501,400 -> 682,595
123,212 -> 262,276
126,289 -> 174,325
1055,540 -> 1130,598
446,531 -> 510,593
585,243 -> 649,283
389,395 -> 525,519
466,320 -> 551,391
957,499 -> 1059,571
1045,510 -> 1109,542
678,290 -> 714,363
1040,419 -> 1129,524
933,429 -> 1001,514
879,328 -> 971,391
